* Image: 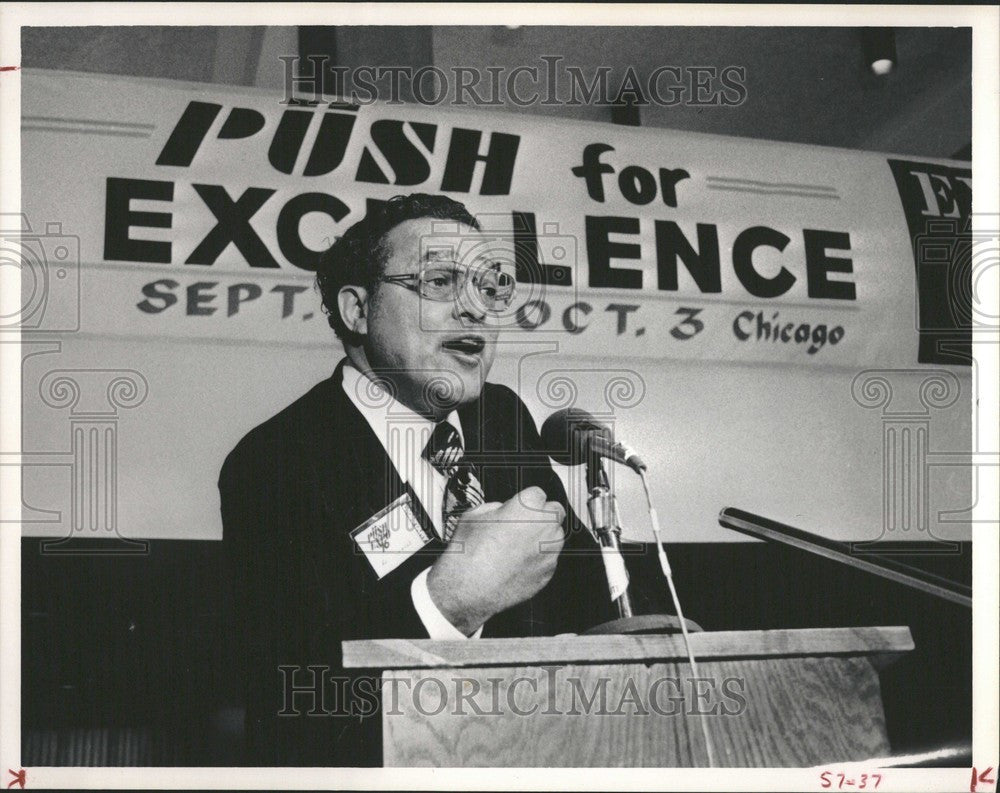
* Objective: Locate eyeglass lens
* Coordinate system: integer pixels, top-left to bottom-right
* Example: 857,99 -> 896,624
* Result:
418,266 -> 515,309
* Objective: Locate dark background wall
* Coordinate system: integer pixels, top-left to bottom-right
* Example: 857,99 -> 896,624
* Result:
22,538 -> 972,766
22,25 -> 971,158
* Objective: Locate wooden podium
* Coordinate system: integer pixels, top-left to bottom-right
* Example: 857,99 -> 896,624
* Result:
343,626 -> 913,767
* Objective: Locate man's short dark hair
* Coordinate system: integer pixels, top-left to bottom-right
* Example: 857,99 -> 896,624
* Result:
316,193 -> 481,341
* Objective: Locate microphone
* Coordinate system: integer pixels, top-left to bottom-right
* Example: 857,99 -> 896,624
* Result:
540,408 -> 647,473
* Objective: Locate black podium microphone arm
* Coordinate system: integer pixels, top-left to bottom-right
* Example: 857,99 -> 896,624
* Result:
718,507 -> 972,608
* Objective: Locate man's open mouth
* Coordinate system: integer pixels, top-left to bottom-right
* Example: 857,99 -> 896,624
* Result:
442,336 -> 486,356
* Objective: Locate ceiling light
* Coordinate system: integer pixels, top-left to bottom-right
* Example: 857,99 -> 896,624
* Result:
860,28 -> 897,76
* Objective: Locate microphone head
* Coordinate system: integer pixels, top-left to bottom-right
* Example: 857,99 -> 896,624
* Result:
540,408 -> 613,466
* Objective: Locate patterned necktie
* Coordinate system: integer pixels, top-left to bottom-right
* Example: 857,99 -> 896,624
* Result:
424,421 -> 485,542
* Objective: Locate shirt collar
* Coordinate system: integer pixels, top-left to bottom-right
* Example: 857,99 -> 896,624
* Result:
340,360 -> 463,481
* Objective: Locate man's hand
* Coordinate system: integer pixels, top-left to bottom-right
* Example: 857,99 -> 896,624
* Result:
425,486 -> 566,636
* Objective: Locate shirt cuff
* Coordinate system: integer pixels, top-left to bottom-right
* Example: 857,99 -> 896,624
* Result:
411,567 -> 483,639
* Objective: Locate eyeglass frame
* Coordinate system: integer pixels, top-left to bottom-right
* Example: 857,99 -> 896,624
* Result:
376,261 -> 518,313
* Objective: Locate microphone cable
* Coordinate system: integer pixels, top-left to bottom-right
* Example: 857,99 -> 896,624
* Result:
639,469 -> 717,768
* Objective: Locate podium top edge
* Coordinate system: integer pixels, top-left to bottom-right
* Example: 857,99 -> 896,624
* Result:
342,626 -> 914,670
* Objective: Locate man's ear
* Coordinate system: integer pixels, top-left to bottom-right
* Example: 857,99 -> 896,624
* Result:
337,285 -> 369,336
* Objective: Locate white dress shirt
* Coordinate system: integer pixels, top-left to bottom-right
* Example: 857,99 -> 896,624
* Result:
341,361 -> 484,639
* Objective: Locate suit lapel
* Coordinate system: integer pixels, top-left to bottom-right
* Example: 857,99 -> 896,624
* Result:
317,362 -> 448,564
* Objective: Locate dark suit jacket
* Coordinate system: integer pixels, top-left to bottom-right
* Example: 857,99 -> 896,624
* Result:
219,361 -> 611,766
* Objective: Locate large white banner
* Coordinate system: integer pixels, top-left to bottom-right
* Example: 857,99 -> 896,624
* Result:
20,69 -> 971,366
15,70 -> 972,543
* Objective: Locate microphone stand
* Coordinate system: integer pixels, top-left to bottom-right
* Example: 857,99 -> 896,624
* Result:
585,452 -> 634,619
582,452 -> 701,636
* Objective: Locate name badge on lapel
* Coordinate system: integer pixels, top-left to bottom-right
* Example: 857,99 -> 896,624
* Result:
350,493 -> 433,579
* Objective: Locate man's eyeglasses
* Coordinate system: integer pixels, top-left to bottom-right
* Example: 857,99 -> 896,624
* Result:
378,263 -> 517,312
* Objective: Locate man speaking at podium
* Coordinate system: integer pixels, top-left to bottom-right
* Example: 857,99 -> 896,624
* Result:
219,194 -> 609,766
